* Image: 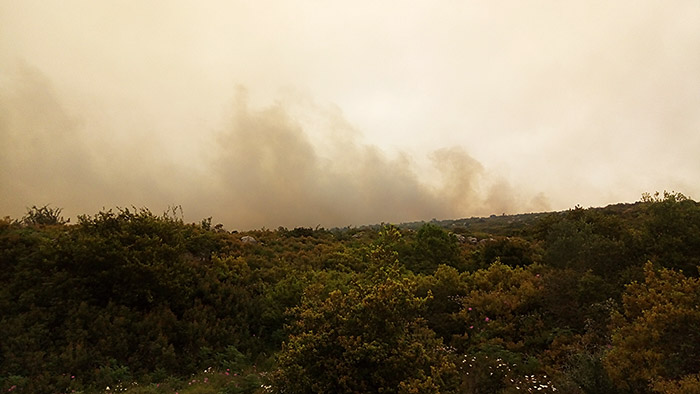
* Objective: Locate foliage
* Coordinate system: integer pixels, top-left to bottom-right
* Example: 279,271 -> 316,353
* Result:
470,236 -> 539,269
640,191 -> 700,274
21,204 -> 67,225
2,193 -> 700,392
541,206 -> 635,277
604,263 -> 700,393
405,223 -> 465,273
271,262 -> 457,393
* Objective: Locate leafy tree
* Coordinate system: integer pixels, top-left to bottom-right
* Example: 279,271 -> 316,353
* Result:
271,263 -> 457,393
416,265 -> 469,343
449,262 -> 557,392
557,349 -> 617,394
21,204 -> 67,225
540,268 -> 617,331
604,263 -> 700,393
543,215 -> 628,276
641,191 -> 700,274
407,223 -> 464,273
470,236 -> 539,269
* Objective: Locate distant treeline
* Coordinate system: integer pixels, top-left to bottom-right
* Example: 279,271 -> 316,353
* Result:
2,191 -> 700,393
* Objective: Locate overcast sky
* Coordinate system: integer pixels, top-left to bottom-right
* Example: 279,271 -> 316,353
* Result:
1,1 -> 699,229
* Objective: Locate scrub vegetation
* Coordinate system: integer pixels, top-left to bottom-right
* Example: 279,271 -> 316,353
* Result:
2,192 -> 700,393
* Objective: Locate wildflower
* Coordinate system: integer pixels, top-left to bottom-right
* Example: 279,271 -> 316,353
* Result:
485,317 -> 490,322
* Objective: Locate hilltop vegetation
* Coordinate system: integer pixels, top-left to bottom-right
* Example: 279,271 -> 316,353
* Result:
2,192 -> 700,393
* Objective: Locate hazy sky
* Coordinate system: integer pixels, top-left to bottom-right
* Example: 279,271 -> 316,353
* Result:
2,1 -> 699,229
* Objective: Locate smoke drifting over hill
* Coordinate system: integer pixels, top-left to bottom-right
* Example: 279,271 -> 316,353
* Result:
1,68 -> 546,229
2,1 -> 699,228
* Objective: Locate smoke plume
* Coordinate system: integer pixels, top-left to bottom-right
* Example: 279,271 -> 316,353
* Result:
1,68 -> 544,229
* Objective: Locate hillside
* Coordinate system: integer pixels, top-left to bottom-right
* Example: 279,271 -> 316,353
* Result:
2,192 -> 700,393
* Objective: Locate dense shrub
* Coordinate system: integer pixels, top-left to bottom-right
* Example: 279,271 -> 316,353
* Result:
2,194 -> 700,392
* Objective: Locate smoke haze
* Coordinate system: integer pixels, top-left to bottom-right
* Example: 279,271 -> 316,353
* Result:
1,1 -> 699,228
1,71 -> 531,228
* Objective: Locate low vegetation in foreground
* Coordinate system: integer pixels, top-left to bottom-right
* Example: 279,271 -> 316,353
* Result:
2,192 -> 700,393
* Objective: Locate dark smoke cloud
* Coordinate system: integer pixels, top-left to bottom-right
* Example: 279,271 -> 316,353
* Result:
1,68 -> 546,229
